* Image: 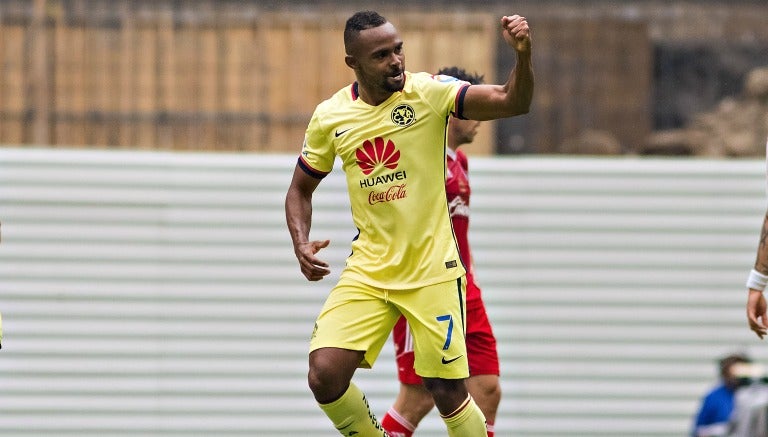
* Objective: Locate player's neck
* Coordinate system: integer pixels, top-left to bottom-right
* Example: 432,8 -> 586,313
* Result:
357,85 -> 394,106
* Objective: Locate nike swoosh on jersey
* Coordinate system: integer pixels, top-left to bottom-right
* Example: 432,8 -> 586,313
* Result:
335,128 -> 352,137
441,355 -> 463,364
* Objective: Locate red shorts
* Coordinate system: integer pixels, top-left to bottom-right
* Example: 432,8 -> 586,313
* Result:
393,296 -> 499,384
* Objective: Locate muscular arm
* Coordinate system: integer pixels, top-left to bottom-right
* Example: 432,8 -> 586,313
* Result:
462,14 -> 534,121
747,211 -> 768,338
755,212 -> 768,273
285,164 -> 331,281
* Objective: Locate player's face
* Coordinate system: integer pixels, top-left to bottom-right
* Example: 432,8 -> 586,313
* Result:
453,118 -> 482,145
347,22 -> 405,97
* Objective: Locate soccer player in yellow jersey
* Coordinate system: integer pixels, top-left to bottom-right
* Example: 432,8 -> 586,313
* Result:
285,10 -> 533,437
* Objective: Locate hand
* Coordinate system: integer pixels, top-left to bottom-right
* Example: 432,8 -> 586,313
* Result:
501,15 -> 531,53
747,289 -> 768,339
294,240 -> 331,281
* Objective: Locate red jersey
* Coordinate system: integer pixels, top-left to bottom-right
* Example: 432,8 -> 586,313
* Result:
446,147 -> 481,304
390,146 -> 499,386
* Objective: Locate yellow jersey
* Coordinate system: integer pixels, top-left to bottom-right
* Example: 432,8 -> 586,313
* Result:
298,71 -> 470,289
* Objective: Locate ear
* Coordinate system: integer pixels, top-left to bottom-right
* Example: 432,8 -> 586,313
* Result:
344,55 -> 357,70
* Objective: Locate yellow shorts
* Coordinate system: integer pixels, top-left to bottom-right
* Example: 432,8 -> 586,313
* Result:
310,277 -> 469,380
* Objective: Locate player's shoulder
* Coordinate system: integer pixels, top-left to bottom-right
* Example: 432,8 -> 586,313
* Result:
431,73 -> 471,87
316,83 -> 357,112
405,72 -> 465,108
307,84 -> 357,139
406,71 -> 464,90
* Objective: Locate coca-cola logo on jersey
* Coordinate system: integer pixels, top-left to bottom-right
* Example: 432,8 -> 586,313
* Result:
368,184 -> 407,205
356,137 -> 408,205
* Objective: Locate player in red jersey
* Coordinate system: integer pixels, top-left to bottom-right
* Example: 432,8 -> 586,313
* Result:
381,67 -> 502,437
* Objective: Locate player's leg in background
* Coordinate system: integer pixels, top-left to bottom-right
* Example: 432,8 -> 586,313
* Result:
381,382 -> 434,437
466,374 -> 501,437
464,300 -> 501,436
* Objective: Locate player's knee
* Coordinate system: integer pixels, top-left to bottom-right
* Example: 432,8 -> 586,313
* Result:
468,376 -> 501,399
308,360 -> 340,401
422,378 -> 467,401
468,376 -> 502,404
308,349 -> 359,403
481,380 -> 501,401
481,383 -> 502,415
467,376 -> 502,419
308,367 -> 345,403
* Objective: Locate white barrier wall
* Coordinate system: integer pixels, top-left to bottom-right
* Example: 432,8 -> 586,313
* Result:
1,148 -> 766,436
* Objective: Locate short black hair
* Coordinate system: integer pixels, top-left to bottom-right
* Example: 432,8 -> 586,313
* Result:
438,66 -> 485,85
344,11 -> 388,52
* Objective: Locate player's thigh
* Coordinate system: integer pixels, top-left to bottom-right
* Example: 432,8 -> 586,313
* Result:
310,279 -> 400,368
395,278 -> 468,379
392,316 -> 423,385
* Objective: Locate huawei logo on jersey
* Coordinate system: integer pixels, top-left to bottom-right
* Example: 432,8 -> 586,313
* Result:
356,137 -> 400,175
355,137 -> 408,204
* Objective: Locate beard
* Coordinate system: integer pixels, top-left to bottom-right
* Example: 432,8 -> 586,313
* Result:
383,81 -> 404,93
382,70 -> 405,93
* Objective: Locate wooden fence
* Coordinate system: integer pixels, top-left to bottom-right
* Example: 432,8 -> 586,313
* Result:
520,17 -> 651,154
3,1 -> 768,154
0,1 -> 497,154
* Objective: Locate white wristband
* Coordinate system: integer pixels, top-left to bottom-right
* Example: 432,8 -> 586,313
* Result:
747,269 -> 768,291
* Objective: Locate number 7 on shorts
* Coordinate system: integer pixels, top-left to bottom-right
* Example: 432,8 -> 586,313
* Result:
436,314 -> 453,350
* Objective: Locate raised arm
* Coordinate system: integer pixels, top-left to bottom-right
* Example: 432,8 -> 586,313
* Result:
285,164 -> 331,281
462,14 -> 534,121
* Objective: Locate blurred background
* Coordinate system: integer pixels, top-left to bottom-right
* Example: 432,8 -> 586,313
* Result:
2,0 -> 767,157
2,0 -> 768,436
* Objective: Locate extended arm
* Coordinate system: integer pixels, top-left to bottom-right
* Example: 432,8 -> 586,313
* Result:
285,164 -> 331,281
747,211 -> 768,338
462,14 -> 534,121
